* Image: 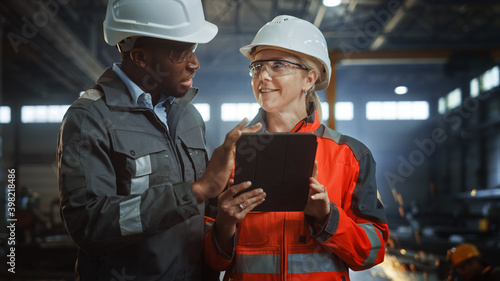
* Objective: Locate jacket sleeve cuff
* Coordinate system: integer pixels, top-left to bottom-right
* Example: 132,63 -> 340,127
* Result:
306,202 -> 339,242
173,182 -> 200,220
211,222 -> 238,260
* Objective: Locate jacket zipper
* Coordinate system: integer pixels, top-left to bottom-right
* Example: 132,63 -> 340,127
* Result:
142,107 -> 183,178
292,120 -> 306,132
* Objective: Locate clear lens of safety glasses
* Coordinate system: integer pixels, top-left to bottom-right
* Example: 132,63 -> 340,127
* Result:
249,59 -> 308,78
170,43 -> 198,64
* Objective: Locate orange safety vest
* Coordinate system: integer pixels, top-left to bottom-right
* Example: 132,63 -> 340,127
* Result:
205,109 -> 389,281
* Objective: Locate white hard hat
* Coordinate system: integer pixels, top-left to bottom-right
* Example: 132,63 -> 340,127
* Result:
240,15 -> 331,91
104,0 -> 218,51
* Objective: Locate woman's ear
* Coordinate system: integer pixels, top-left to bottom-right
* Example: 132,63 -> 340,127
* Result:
305,69 -> 318,91
129,47 -> 150,69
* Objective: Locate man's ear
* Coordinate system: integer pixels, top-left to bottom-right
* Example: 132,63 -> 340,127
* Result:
129,48 -> 150,68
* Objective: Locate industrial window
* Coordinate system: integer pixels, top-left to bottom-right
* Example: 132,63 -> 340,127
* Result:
193,103 -> 210,122
220,103 -> 260,122
221,102 -> 352,122
447,88 -> 462,110
438,88 -> 462,114
469,65 -> 499,98
470,78 -> 480,98
438,97 -> 446,115
482,66 -> 500,92
334,102 -> 354,120
19,104 -> 209,124
21,105 -> 70,123
0,106 -> 11,124
366,101 -> 429,120
320,102 -> 354,121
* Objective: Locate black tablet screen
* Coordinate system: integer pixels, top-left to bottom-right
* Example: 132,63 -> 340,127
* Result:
234,133 -> 318,212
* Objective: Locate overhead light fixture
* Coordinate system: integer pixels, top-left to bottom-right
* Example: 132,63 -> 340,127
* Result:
394,86 -> 408,95
323,0 -> 341,7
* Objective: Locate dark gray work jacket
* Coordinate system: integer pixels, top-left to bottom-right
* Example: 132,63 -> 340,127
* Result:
57,68 -> 216,280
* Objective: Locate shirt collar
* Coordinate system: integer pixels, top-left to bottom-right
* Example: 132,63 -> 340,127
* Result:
112,63 -> 174,109
112,63 -> 147,104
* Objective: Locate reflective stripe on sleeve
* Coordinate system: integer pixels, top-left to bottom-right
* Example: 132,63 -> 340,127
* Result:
359,223 -> 382,267
287,252 -> 348,274
234,254 -> 280,274
119,196 -> 143,235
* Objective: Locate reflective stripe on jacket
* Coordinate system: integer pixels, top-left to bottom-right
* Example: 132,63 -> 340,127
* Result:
205,107 -> 389,281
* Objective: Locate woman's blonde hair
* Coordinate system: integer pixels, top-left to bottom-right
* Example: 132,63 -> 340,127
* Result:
298,56 -> 323,122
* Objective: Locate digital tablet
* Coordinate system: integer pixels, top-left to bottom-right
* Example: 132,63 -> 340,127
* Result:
234,133 -> 318,212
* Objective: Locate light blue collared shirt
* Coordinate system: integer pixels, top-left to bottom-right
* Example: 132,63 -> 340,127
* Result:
112,63 -> 172,131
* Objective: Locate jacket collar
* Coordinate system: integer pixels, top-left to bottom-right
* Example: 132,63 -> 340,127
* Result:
248,102 -> 321,133
95,67 -> 198,109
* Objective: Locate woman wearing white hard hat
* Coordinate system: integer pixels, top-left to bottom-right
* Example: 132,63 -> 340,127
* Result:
205,15 -> 389,280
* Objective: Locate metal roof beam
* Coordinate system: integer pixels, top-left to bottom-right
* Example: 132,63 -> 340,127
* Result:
8,0 -> 105,82
331,48 -> 500,65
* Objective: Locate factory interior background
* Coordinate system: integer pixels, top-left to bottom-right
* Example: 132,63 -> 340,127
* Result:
1,0 -> 500,280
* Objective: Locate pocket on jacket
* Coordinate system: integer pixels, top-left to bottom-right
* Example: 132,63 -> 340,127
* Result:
110,129 -> 165,194
178,127 -> 207,180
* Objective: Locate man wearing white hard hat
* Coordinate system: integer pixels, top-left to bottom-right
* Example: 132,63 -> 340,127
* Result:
57,0 -> 262,280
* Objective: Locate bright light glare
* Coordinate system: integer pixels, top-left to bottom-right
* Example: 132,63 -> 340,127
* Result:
412,101 -> 429,119
482,66 -> 500,92
21,105 -> 70,123
446,88 -> 461,110
438,97 -> 446,114
221,103 -> 260,122
193,103 -> 210,121
366,101 -> 429,120
470,78 -> 479,98
323,0 -> 341,7
0,106 -> 11,123
335,102 -> 354,120
321,102 -> 329,121
394,86 -> 408,95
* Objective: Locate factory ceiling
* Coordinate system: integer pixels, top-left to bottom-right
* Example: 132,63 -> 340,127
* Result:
1,0 -> 500,106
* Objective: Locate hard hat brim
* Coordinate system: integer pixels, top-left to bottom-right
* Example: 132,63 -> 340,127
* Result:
239,44 -> 330,91
105,21 -> 218,46
173,21 -> 218,44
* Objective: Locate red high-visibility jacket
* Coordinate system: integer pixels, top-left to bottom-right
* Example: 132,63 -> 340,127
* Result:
205,109 -> 389,281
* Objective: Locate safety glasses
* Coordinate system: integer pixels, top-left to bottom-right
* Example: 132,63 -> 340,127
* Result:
169,43 -> 198,64
249,59 -> 308,78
